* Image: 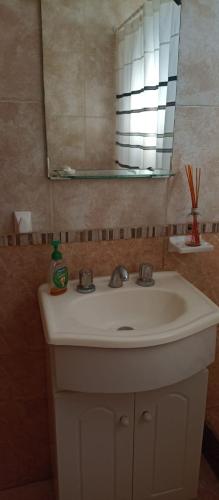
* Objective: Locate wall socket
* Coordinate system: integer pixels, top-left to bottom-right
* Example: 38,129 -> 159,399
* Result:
14,211 -> 32,233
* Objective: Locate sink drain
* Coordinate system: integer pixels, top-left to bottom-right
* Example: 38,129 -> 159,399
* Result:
117,326 -> 135,331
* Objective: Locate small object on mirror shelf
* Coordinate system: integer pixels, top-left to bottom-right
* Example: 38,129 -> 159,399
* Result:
185,164 -> 201,247
63,166 -> 76,175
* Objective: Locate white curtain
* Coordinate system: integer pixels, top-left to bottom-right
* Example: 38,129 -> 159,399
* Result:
115,0 -> 181,172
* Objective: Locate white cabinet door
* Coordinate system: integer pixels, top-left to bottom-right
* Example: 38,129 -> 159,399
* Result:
54,392 -> 134,500
133,370 -> 208,500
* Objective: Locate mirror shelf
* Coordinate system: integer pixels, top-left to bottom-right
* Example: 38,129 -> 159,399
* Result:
49,169 -> 175,180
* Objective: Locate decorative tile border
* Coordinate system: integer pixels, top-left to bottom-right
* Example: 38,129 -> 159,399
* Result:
0,222 -> 218,247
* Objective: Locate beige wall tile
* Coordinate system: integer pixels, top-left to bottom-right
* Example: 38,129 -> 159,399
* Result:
114,0 -> 143,26
167,106 -> 219,224
84,27 -> 115,87
0,102 -> 46,176
85,81 -> 115,118
84,0 -> 116,30
43,49 -> 85,117
85,117 -> 114,169
52,179 -> 168,230
41,0 -> 84,52
42,0 -> 85,117
0,175 -> 51,233
47,116 -> 85,169
177,0 -> 219,106
0,0 -> 43,101
84,27 -> 115,117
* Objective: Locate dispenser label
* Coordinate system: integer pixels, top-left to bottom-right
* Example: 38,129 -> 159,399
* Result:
53,266 -> 68,289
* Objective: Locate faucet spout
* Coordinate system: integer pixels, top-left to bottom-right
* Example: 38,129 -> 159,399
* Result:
109,265 -> 129,288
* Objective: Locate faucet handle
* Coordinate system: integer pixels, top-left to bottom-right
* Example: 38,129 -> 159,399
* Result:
109,271 -> 123,288
137,263 -> 155,287
77,269 -> 96,293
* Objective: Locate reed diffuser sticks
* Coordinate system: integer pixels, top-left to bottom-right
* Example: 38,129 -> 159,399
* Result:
185,164 -> 201,246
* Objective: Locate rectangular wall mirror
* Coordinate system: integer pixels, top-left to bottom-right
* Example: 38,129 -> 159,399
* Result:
41,0 -> 181,180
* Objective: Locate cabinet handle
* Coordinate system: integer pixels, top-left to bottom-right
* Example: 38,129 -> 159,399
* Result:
142,411 -> 152,422
120,415 -> 129,427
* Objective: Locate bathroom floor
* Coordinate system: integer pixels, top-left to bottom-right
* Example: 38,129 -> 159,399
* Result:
0,457 -> 218,500
198,457 -> 219,499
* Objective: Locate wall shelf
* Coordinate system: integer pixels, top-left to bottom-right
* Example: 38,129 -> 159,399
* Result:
49,169 -> 175,180
169,235 -> 214,254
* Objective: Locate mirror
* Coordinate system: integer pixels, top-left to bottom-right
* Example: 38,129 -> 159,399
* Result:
41,0 -> 181,180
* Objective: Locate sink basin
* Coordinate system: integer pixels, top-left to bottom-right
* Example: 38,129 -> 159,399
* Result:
38,271 -> 219,393
71,288 -> 185,331
38,271 -> 219,348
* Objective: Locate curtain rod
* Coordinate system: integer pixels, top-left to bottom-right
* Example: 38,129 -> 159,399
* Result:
115,0 -> 181,33
115,4 -> 143,32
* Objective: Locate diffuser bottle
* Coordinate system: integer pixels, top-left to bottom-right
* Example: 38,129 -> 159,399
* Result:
49,240 -> 68,295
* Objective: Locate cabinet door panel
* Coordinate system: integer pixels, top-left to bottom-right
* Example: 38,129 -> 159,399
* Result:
55,393 -> 134,500
153,393 -> 188,493
133,370 -> 208,500
80,407 -> 115,500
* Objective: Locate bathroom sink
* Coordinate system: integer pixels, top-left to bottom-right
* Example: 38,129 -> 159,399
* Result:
38,271 -> 219,393
66,288 -> 185,331
38,271 -> 219,348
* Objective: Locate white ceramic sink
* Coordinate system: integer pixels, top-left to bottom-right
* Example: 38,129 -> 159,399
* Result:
70,288 -> 185,331
38,271 -> 219,348
38,271 -> 219,393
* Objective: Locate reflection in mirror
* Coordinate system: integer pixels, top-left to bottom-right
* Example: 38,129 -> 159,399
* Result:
41,0 -> 181,180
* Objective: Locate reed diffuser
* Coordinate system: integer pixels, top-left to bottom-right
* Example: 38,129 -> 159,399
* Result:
185,164 -> 201,247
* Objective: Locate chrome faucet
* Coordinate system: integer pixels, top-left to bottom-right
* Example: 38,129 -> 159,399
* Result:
109,265 -> 129,288
136,263 -> 155,287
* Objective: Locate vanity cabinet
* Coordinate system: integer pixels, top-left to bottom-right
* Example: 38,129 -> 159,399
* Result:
53,370 -> 208,500
54,393 -> 134,500
133,370 -> 207,500
39,273 -> 219,500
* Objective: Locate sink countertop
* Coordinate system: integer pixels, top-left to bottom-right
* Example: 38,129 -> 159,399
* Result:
38,272 -> 219,349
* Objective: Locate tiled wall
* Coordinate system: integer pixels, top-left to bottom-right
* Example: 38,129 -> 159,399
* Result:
1,0 -> 219,234
0,0 -> 50,234
1,0 -> 219,492
169,0 -> 219,224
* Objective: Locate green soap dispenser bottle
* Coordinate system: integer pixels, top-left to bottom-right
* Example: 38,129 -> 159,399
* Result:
49,240 -> 68,295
